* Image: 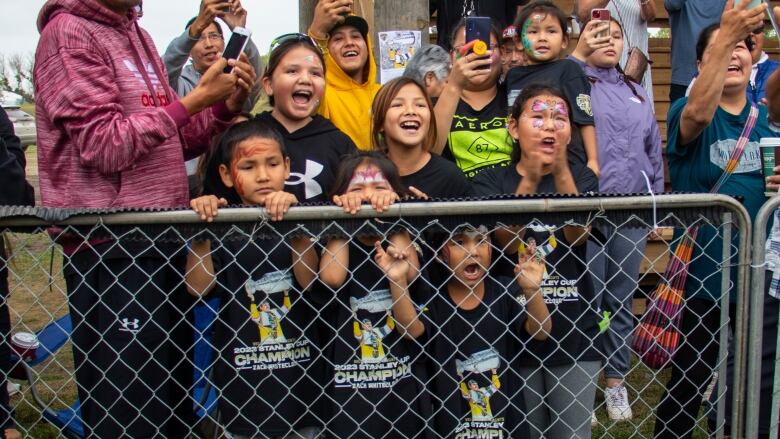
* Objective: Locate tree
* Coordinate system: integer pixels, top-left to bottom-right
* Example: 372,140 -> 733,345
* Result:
0,53 -> 35,103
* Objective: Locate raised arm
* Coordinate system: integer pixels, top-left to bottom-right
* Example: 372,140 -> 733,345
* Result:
290,234 -> 319,291
433,42 -> 494,154
680,1 -> 765,145
515,240 -> 551,339
374,239 -> 424,339
319,237 -> 350,289
185,239 -> 217,297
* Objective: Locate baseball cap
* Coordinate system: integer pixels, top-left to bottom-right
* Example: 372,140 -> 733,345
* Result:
502,25 -> 517,41
332,14 -> 370,39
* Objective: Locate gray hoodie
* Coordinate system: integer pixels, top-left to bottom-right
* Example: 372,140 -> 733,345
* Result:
162,27 -> 262,112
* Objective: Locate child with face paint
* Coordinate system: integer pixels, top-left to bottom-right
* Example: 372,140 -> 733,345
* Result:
571,17 -> 664,421
420,225 -> 549,438
371,77 -> 472,199
253,34 -> 357,204
505,0 -> 601,177
186,120 -> 324,438
317,152 -> 428,437
472,84 -> 602,439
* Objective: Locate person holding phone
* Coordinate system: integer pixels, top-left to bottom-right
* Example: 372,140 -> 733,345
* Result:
431,0 -> 528,50
653,2 -> 770,437
432,19 -> 512,179
574,0 -> 656,104
34,0 -> 255,436
163,0 -> 263,112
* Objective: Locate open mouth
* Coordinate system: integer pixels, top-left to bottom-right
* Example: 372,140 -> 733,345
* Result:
540,137 -> 556,152
292,90 -> 313,105
400,120 -> 421,134
727,64 -> 742,73
463,263 -> 483,280
342,50 -> 360,59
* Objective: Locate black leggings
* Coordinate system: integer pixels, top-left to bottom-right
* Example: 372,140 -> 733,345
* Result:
654,298 -> 735,439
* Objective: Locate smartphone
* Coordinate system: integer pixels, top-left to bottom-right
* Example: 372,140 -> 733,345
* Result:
764,0 -> 780,39
465,16 -> 492,69
222,27 -> 251,74
735,0 -> 762,8
591,8 -> 610,39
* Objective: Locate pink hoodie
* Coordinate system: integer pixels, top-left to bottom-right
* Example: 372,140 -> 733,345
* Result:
34,0 -> 233,208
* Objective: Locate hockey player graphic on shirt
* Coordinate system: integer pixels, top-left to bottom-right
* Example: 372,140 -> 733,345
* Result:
459,369 -> 500,421
354,315 -> 395,363
350,289 -> 395,363
456,349 -> 502,422
244,272 -> 293,345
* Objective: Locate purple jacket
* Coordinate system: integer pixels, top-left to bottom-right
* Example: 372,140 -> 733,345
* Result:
570,56 -> 664,194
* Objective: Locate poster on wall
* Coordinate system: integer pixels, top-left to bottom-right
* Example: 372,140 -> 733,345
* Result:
378,30 -> 422,84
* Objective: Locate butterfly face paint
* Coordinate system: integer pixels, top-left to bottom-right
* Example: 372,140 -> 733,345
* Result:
346,166 -> 389,192
523,98 -> 569,130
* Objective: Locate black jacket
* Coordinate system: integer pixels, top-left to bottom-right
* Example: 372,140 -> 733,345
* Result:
0,107 -> 34,206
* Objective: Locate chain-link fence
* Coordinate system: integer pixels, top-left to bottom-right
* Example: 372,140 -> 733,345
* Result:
0,195 -> 751,438
746,195 -> 780,439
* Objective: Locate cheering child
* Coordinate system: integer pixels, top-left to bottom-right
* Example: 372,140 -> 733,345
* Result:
186,120 -> 322,438
472,84 -> 601,438
318,152 -> 427,438
421,225 -> 549,438
506,0 -> 599,176
253,33 -> 356,204
372,77 -> 471,199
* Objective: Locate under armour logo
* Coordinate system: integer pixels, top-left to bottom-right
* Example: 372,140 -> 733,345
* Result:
286,160 -> 324,199
118,317 -> 141,333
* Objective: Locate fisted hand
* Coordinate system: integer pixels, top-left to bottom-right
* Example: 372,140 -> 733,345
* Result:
310,0 -> 354,38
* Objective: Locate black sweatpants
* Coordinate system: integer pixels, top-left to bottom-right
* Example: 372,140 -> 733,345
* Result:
63,241 -> 194,438
0,244 -> 15,433
654,298 -> 735,439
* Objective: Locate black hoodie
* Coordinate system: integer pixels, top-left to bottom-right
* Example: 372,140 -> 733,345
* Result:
255,112 -> 357,204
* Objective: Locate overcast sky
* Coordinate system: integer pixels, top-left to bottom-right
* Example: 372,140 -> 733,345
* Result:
0,1 -> 300,58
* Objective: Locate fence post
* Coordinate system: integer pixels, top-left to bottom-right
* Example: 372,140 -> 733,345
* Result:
717,212 -> 732,439
746,197 -> 780,439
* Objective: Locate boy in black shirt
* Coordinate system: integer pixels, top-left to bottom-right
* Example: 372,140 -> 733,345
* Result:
186,121 -> 323,438
421,226 -> 550,437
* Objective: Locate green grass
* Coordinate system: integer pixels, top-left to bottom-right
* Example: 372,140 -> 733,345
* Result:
1,231 -> 718,438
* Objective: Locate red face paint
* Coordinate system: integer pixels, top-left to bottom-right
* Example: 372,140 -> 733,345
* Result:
228,138 -> 284,198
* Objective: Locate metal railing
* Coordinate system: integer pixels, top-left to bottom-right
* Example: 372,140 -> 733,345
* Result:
0,194 -> 752,438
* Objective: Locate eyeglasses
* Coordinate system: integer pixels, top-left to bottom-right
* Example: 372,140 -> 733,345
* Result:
269,33 -> 322,55
198,32 -> 223,43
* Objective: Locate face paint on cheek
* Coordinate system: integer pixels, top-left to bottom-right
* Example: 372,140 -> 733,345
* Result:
522,14 -> 544,57
230,161 -> 246,197
554,120 -> 566,130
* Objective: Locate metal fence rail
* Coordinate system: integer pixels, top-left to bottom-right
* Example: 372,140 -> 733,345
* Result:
0,195 -> 752,438
746,195 -> 780,439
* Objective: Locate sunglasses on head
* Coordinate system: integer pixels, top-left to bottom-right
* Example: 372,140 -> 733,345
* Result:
269,33 -> 321,54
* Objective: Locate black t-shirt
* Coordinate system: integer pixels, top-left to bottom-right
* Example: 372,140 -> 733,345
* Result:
472,164 -> 602,366
471,160 -> 599,196
442,87 -> 514,180
400,153 -> 473,199
433,0 -> 528,50
210,230 -> 320,436
321,239 -> 427,438
255,112 -> 357,203
422,278 -> 526,438
505,59 -> 595,164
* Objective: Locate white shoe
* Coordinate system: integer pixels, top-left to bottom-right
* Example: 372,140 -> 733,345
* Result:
591,411 -> 598,427
605,384 -> 633,421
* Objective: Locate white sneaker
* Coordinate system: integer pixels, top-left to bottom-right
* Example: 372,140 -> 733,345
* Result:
591,411 -> 598,427
605,384 -> 633,421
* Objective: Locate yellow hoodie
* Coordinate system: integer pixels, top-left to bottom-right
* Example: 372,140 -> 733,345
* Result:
310,30 -> 381,151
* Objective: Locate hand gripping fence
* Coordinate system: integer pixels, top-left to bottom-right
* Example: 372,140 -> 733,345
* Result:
0,194 -> 752,439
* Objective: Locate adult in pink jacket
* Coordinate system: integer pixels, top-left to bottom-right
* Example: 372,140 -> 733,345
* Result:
34,0 -> 254,437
